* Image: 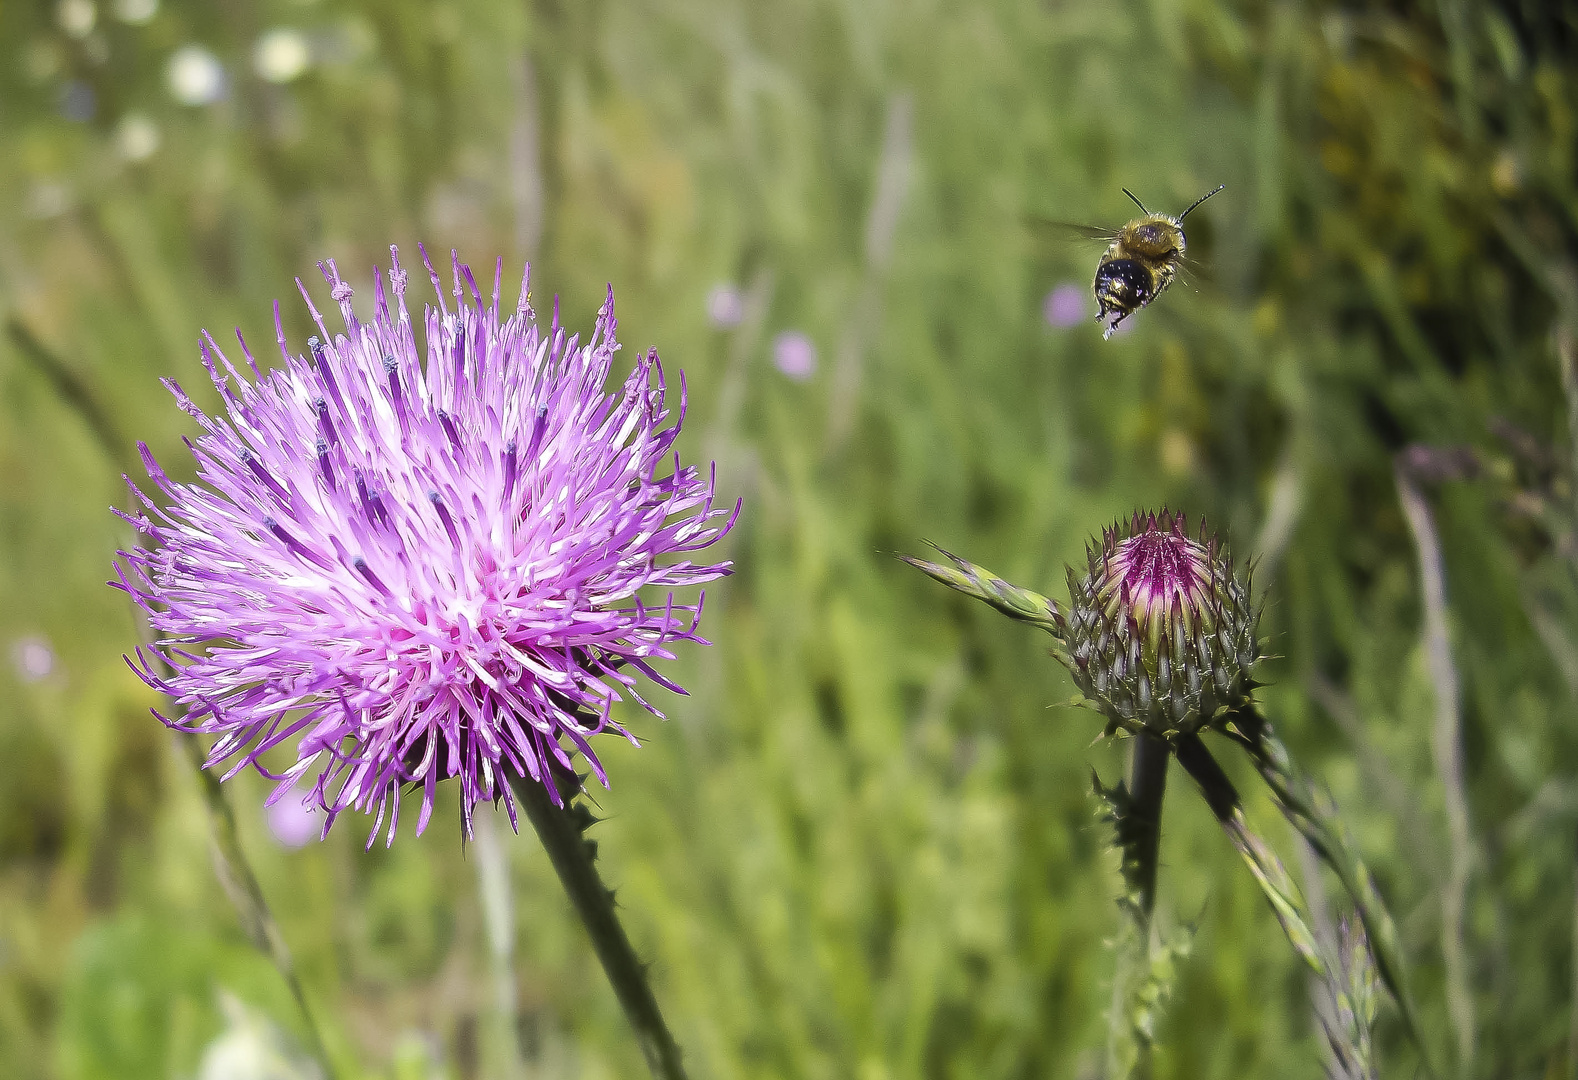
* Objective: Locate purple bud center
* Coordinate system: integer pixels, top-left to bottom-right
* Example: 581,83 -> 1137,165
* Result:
1116,531 -> 1208,617
1098,511 -> 1215,637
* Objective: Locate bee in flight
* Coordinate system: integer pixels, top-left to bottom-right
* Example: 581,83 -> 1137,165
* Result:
1081,185 -> 1223,339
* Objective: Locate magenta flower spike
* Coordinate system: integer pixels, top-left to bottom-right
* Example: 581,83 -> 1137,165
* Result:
114,248 -> 739,846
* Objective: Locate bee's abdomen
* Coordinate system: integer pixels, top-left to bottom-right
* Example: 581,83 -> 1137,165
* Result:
1094,258 -> 1154,312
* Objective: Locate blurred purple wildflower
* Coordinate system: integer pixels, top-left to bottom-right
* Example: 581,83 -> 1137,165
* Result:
772,331 -> 817,381
1043,282 -> 1087,328
59,80 -> 96,123
114,248 -> 739,844
266,779 -> 320,850
706,284 -> 744,329
11,636 -> 55,682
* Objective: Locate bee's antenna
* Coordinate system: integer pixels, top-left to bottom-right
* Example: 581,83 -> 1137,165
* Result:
1122,188 -> 1148,214
1178,184 -> 1225,221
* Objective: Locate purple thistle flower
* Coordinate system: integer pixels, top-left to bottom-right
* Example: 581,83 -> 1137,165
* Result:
1067,510 -> 1259,737
113,248 -> 739,845
771,331 -> 817,381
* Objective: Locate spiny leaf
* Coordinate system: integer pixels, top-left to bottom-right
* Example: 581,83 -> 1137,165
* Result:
1221,706 -> 1433,1076
899,545 -> 1066,639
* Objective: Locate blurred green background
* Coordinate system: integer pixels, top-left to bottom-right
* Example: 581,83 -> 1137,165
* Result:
2,0 -> 1577,1077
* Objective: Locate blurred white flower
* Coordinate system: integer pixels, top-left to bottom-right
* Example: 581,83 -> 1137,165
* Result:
11,637 -> 55,683
772,331 -> 818,381
57,0 -> 96,38
167,44 -> 226,106
706,283 -> 744,329
114,112 -> 160,161
23,182 -> 70,220
254,28 -> 310,84
113,0 -> 157,24
198,991 -> 320,1080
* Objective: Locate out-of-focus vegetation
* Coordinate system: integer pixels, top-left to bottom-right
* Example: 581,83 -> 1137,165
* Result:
1,0 -> 1576,1077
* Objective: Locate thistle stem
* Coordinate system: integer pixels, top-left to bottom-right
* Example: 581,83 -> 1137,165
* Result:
508,772 -> 689,1080
1128,732 -> 1170,926
1121,731 -> 1171,1080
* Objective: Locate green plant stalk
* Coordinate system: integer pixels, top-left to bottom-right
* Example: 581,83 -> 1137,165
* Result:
1173,735 -> 1328,977
1220,707 -> 1435,1077
473,808 -> 527,1080
1103,916 -> 1151,1080
507,771 -> 690,1080
177,733 -> 338,1079
1555,326 -> 1578,1080
1571,826 -> 1578,1080
1396,461 -> 1476,1077
1127,732 -> 1170,1080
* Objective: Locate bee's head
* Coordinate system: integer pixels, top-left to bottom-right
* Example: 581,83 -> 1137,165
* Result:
1094,258 -> 1153,316
1126,218 -> 1185,258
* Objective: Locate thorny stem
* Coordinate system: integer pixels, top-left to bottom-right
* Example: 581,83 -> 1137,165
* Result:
1122,732 -> 1170,1080
508,770 -> 690,1080
1128,732 -> 1170,928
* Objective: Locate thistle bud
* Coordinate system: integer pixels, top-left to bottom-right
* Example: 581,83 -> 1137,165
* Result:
1065,510 -> 1258,737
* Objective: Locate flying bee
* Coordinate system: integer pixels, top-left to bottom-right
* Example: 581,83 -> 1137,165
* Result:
1078,185 -> 1223,339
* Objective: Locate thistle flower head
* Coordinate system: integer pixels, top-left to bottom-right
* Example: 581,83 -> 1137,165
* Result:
1066,510 -> 1257,736
114,248 -> 738,844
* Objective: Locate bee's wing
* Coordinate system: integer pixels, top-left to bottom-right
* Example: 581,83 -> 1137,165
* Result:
1028,220 -> 1121,243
